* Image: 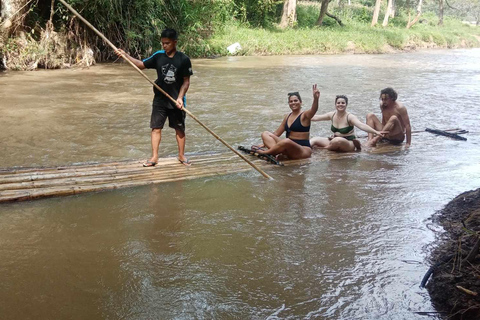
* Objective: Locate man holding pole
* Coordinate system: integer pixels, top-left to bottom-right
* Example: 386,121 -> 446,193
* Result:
116,28 -> 193,167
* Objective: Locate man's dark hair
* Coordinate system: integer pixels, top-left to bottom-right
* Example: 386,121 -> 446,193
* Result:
335,95 -> 348,105
380,87 -> 398,101
161,28 -> 178,40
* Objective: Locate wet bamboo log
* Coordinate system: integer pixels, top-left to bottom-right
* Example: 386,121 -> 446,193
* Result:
0,155 -> 235,184
0,153 -> 278,203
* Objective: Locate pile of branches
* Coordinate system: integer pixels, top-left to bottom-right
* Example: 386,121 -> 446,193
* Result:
1,0 -> 94,70
424,189 -> 480,319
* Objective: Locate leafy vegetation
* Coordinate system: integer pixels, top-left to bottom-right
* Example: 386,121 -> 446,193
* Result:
0,0 -> 479,70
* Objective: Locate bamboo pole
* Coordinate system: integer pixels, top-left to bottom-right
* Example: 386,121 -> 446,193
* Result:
0,158 -> 245,191
57,0 -> 272,180
0,153 -> 235,175
0,155 -> 237,184
0,165 -> 250,203
357,128 -> 465,138
411,128 -> 460,134
0,152 -> 271,202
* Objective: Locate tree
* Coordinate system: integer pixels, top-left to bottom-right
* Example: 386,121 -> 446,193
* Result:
371,0 -> 382,26
382,0 -> 394,26
438,0 -> 444,26
280,0 -> 297,28
390,0 -> 396,17
406,0 -> 424,29
316,0 -> 330,26
446,0 -> 479,25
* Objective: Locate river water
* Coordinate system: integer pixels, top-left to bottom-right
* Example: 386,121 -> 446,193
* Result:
1,49 -> 480,319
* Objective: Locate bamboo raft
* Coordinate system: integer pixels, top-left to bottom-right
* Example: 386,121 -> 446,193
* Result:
0,152 -> 280,203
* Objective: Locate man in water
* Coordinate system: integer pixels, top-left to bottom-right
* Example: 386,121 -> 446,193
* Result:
115,28 -> 193,167
366,87 -> 411,147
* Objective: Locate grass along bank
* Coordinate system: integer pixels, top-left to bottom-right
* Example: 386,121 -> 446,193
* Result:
206,18 -> 480,56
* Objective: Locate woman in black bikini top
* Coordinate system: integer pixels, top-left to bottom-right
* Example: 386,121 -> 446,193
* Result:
252,84 -> 320,160
310,95 -> 384,152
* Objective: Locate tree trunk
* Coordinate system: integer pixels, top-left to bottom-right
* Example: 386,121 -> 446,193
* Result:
406,0 -> 423,29
382,0 -> 394,26
390,0 -> 396,17
371,0 -> 382,27
316,0 -> 330,26
279,0 -> 297,28
438,0 -> 444,26
326,11 -> 344,26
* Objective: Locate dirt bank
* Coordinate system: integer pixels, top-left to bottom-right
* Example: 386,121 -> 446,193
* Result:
425,188 -> 480,319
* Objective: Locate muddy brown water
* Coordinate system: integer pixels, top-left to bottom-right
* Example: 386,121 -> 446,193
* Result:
1,49 -> 480,319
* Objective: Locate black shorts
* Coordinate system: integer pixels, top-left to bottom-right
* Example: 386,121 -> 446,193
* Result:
381,137 -> 404,145
150,102 -> 186,131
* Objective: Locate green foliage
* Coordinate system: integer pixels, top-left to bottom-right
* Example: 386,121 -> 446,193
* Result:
383,30 -> 408,48
12,0 -> 235,60
3,0 -> 480,70
232,0 -> 283,27
333,4 -> 374,23
296,4 -> 319,28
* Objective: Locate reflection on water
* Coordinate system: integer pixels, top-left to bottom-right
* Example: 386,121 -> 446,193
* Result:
1,49 -> 480,319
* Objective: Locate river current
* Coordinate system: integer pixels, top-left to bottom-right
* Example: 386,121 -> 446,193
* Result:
1,49 -> 480,319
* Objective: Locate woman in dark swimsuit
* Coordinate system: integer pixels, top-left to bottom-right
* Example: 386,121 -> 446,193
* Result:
253,84 -> 320,160
310,95 -> 384,152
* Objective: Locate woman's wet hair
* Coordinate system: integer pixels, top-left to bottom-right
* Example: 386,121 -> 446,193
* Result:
380,87 -> 397,101
335,95 -> 348,105
288,91 -> 302,102
161,28 -> 178,40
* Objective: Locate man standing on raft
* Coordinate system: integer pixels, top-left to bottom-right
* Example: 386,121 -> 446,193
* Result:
116,28 -> 193,167
366,87 -> 411,147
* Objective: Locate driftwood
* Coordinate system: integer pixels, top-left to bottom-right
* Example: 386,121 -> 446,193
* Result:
0,152 -> 283,203
456,286 -> 478,296
425,128 -> 468,141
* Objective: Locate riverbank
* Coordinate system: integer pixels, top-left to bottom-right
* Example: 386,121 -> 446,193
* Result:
426,188 -> 480,319
206,21 -> 480,56
2,2 -> 479,70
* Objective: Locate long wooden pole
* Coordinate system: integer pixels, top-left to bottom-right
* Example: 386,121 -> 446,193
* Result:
57,0 -> 272,179
357,128 -> 466,139
411,128 -> 460,134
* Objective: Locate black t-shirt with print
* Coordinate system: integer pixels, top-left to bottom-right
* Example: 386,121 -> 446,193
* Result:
143,50 -> 193,109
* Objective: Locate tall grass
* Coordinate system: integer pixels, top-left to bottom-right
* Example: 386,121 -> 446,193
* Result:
205,3 -> 480,56
2,0 -> 480,70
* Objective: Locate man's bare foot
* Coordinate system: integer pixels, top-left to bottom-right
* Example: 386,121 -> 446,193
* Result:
367,136 -> 381,147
